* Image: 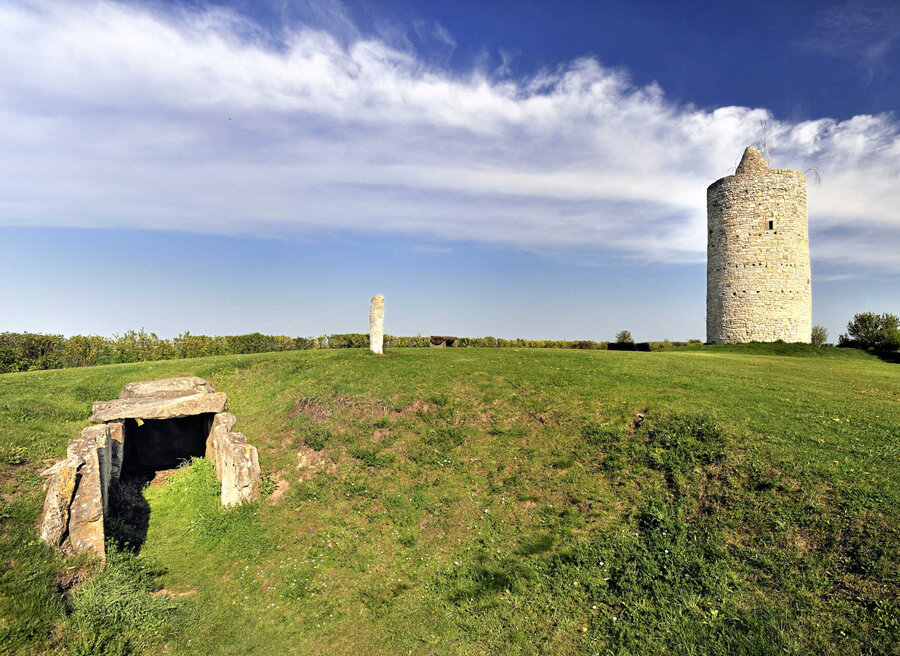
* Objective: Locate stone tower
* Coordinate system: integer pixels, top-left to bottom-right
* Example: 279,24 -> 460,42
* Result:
706,146 -> 811,343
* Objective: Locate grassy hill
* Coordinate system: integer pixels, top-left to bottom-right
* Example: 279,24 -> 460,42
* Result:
1,347 -> 898,655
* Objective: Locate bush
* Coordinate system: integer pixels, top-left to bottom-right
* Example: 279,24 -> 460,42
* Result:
224,332 -> 297,354
0,332 -> 65,373
571,340 -> 602,349
608,342 -> 635,351
324,333 -> 369,349
881,328 -> 900,353
615,330 -> 634,344
811,325 -> 828,347
385,335 -> 429,348
839,312 -> 900,352
2,446 -> 29,465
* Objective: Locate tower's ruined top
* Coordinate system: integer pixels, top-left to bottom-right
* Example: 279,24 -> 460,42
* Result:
735,146 -> 769,175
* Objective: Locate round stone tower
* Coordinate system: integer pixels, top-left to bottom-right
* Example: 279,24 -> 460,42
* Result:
706,146 -> 811,343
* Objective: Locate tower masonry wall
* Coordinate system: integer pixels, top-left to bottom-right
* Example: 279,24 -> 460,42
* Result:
706,166 -> 811,343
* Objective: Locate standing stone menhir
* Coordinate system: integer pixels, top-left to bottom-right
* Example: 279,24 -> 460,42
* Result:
369,294 -> 385,354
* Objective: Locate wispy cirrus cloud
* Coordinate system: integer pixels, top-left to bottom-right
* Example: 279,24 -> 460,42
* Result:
800,1 -> 900,81
0,0 -> 898,271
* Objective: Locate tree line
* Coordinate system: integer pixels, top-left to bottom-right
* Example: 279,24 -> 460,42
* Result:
3,311 -> 894,374
0,330 -> 635,373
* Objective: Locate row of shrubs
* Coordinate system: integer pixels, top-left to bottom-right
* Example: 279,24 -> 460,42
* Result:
837,312 -> 900,353
0,330 -> 707,374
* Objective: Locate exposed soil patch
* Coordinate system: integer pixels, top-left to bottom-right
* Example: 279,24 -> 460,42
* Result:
293,395 -> 442,432
293,397 -> 330,422
267,474 -> 289,505
335,396 -> 391,417
294,395 -> 397,422
296,447 -> 338,481
394,399 -> 430,418
153,588 -> 197,599
149,468 -> 179,488
55,566 -> 92,599
528,411 -> 559,426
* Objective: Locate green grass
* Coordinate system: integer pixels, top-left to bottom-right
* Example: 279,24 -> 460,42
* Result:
672,341 -> 882,358
0,346 -> 898,654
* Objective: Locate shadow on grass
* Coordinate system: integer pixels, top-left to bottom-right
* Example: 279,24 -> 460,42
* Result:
105,474 -> 153,553
873,350 -> 900,364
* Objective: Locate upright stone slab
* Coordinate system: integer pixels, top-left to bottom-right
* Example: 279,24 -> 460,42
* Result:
369,294 -> 385,355
215,430 -> 261,507
108,422 -> 124,481
205,412 -> 238,468
67,425 -> 112,558
38,455 -> 83,546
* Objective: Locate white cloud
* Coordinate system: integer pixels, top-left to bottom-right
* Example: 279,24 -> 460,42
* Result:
411,244 -> 454,255
0,0 -> 898,271
800,1 -> 900,79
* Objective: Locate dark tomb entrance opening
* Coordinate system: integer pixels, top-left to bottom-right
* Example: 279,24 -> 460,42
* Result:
110,413 -> 214,552
121,413 -> 214,478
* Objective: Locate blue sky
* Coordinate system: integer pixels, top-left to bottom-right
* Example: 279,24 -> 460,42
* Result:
1,0 -> 898,341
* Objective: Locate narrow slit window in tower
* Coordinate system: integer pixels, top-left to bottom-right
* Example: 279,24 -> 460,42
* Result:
767,220 -> 775,230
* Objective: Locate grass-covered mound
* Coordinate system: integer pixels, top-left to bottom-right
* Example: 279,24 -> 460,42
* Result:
0,347 -> 898,655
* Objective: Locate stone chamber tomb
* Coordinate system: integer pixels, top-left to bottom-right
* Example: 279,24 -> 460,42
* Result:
429,336 -> 458,348
39,377 -> 261,559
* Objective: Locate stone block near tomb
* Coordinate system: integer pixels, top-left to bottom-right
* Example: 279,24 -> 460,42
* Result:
214,429 -> 261,507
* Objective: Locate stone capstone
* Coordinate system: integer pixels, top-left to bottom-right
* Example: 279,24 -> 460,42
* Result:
120,376 -> 215,399
89,392 -> 227,423
369,294 -> 385,355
